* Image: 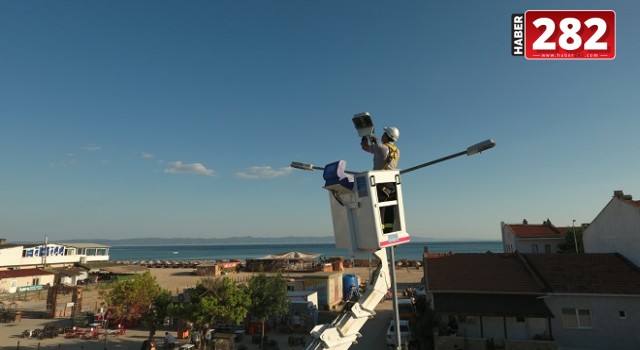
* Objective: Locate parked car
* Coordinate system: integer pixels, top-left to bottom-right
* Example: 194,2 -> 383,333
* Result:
397,298 -> 416,321
42,324 -> 61,338
386,319 -> 410,350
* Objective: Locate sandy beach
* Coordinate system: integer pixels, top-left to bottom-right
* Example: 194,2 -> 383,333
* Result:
148,265 -> 425,292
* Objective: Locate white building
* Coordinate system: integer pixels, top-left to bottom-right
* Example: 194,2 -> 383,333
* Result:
0,239 -> 110,271
583,190 -> 640,267
425,252 -> 640,350
501,219 -> 567,254
0,268 -> 55,294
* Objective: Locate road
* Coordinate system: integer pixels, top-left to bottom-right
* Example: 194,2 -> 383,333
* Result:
352,299 -> 394,350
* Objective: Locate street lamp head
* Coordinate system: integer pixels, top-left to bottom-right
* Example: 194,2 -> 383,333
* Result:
466,139 -> 496,156
290,161 -> 315,171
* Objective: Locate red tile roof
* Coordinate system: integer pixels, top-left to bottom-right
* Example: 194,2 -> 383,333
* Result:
0,268 -> 54,279
523,253 -> 640,294
624,199 -> 640,208
425,252 -> 640,295
425,253 -> 543,294
507,224 -> 567,238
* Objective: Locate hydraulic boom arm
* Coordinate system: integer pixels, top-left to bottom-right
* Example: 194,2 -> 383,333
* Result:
305,249 -> 391,350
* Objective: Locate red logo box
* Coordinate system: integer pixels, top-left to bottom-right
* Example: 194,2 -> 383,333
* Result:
525,10 -> 615,60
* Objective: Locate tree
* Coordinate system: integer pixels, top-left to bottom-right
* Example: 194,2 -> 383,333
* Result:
247,272 -> 290,348
144,290 -> 173,342
557,226 -> 584,253
168,276 -> 251,347
106,272 -> 172,343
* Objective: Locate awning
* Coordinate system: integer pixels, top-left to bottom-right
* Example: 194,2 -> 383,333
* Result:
258,252 -> 319,260
433,293 -> 554,318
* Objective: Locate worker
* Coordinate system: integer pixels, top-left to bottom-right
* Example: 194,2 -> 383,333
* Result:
164,332 -> 176,349
361,126 -> 400,233
360,126 -> 400,171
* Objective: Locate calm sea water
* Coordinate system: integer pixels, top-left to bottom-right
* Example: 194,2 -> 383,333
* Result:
108,241 -> 502,262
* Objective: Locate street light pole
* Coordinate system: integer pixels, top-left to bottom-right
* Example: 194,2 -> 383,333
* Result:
389,246 -> 402,350
572,220 -> 579,253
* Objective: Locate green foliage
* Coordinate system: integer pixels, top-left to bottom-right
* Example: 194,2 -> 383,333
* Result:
246,272 -> 290,349
168,277 -> 251,327
143,289 -> 173,329
247,272 -> 290,322
106,272 -> 171,340
557,226 -> 584,253
106,272 -> 166,320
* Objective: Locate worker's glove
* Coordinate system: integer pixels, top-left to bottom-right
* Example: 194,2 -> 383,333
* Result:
369,136 -> 378,144
361,136 -> 368,145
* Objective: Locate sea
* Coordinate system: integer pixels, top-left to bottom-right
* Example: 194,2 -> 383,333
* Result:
108,241 -> 503,262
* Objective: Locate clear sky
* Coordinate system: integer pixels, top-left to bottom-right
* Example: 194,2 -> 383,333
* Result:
1,1 -> 638,243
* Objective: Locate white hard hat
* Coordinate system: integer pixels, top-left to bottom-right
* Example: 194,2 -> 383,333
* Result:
383,126 -> 400,141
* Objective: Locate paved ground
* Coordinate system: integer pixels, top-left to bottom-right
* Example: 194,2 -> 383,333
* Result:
1,300 -> 397,350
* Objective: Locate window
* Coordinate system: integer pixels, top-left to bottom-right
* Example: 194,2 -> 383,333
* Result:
562,308 -> 592,328
545,244 -> 551,254
619,311 -> 626,319
532,244 -> 539,253
516,317 -> 525,323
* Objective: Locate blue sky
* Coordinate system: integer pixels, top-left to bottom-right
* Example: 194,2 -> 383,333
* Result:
1,1 -> 638,243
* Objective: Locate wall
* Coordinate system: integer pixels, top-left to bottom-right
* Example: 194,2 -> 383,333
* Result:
501,223 -> 517,253
515,238 -> 563,254
545,294 -> 640,350
434,335 -> 488,350
453,315 -> 550,345
0,246 -> 25,269
504,339 -> 556,350
303,273 -> 342,309
0,274 -> 55,294
584,198 -> 640,267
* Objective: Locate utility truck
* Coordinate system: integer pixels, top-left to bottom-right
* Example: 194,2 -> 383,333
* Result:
291,113 -> 495,350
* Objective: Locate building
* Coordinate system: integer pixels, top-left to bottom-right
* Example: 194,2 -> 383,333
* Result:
44,266 -> 89,286
425,252 -> 554,350
0,239 -> 111,292
0,240 -> 110,271
583,190 -> 640,267
0,268 -> 55,294
524,253 -> 640,350
501,219 -> 567,254
423,252 -> 640,350
195,261 -> 239,276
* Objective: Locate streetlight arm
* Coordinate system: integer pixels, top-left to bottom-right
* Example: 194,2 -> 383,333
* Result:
290,161 -> 319,171
290,161 -> 359,175
292,139 -> 495,176
399,150 -> 467,175
400,139 -> 495,175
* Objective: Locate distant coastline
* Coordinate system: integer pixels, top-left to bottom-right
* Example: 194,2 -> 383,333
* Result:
19,235 -> 499,246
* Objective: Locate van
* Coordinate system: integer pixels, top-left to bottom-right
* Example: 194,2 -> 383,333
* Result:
386,319 -> 410,350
